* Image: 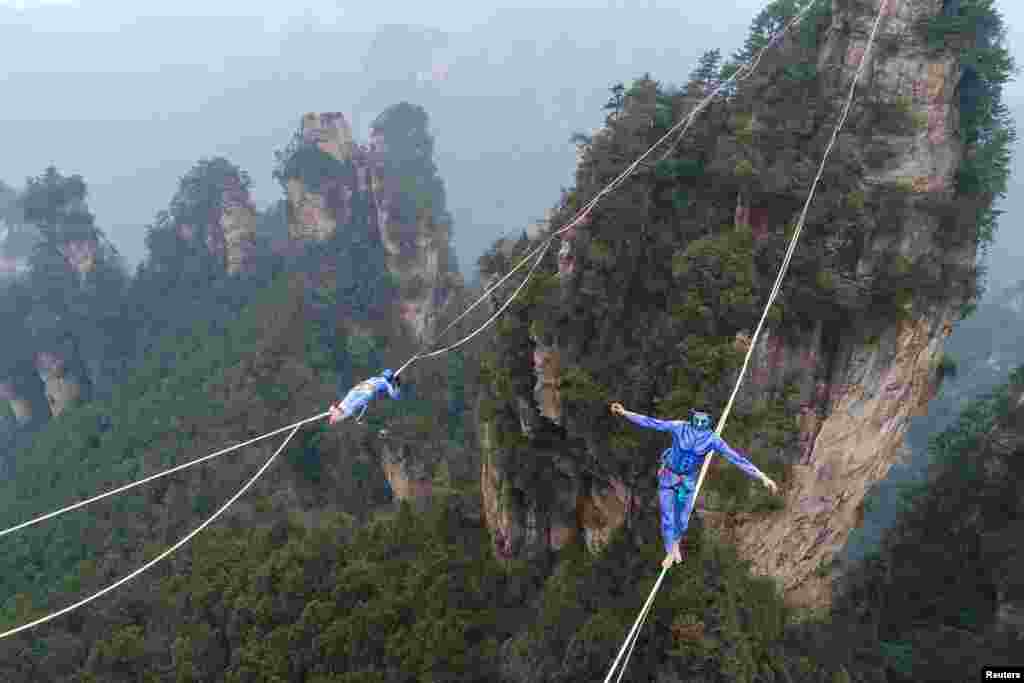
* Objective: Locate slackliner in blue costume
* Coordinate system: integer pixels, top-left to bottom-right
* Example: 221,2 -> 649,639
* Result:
329,369 -> 402,425
610,402 -> 778,569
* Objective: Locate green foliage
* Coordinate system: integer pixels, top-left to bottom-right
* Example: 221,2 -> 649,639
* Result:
845,190 -> 866,211
957,117 -> 1014,198
732,0 -> 801,63
654,158 -> 704,181
689,49 -> 722,89
734,159 -> 756,177
520,271 -> 559,308
671,189 -> 691,211
924,0 -> 1006,53
937,353 -> 958,380
587,239 -> 614,267
733,113 -> 755,145
291,424 -> 327,483
878,640 -> 914,677
370,102 -> 450,225
654,98 -> 675,129
0,274 -> 297,615
926,384 -> 1006,470
96,624 -> 146,666
926,0 -> 1018,251
671,226 -> 758,330
893,177 -> 915,193
730,0 -> 830,75
20,166 -> 98,246
559,366 -> 609,406
480,355 -> 514,402
446,351 -> 467,445
910,110 -> 929,130
783,63 -> 818,82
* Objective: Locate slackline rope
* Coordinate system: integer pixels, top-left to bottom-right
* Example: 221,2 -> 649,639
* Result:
394,0 -> 825,379
0,412 -> 331,539
0,0 -> 877,645
0,424 -> 302,640
1,0 -> 830,549
602,1 -> 887,680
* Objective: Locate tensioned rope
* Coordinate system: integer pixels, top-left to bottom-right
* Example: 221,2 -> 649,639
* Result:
0,412 -> 331,539
0,0 -> 836,641
0,424 -> 303,640
602,3 -> 888,681
394,0 -> 824,379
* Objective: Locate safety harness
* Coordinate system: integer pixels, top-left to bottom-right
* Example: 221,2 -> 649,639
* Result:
658,450 -> 698,501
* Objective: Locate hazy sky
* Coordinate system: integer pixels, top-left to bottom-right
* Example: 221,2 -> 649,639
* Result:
1,0 -> 1022,285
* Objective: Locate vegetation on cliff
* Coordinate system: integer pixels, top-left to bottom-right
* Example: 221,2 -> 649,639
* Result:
0,0 -> 1018,680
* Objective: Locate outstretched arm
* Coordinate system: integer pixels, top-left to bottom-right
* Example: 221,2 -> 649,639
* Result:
711,434 -> 766,482
611,403 -> 680,432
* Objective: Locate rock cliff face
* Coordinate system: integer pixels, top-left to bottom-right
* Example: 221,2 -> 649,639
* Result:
722,0 -> 972,608
379,437 -> 436,509
282,110 -> 454,342
219,176 -> 257,275
33,349 -> 88,418
477,0 -> 981,608
286,113 -> 353,243
173,173 -> 257,275
0,379 -> 40,426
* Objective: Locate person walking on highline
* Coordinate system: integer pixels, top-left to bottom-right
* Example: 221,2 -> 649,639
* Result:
329,369 -> 402,425
610,402 -> 779,570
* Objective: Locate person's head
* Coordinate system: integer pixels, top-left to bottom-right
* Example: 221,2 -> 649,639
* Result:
382,369 -> 395,382
689,410 -> 712,431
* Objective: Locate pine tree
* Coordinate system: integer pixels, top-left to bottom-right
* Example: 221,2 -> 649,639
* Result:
689,48 -> 722,91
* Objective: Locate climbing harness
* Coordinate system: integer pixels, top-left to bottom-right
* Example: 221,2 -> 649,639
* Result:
603,1 -> 888,680
0,0 -> 876,646
0,424 -> 303,640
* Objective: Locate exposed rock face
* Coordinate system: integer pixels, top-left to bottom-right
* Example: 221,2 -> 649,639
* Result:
220,176 -> 257,275
367,135 -> 450,343
716,0 -> 970,608
305,111 -> 354,163
532,340 -> 562,425
34,350 -> 88,418
285,112 -> 354,243
379,437 -> 434,508
287,178 -> 339,243
283,110 -> 453,342
477,0 -> 976,608
58,237 -> 98,280
724,313 -> 953,606
0,381 -> 37,425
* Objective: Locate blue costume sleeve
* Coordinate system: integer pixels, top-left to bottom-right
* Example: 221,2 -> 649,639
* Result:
623,411 -> 681,432
710,434 -> 765,481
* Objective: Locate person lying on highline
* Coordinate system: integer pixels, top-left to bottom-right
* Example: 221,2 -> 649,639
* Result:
609,402 -> 779,570
328,369 -> 402,425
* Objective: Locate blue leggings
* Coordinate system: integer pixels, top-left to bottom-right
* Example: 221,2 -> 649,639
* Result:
658,477 -> 697,554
